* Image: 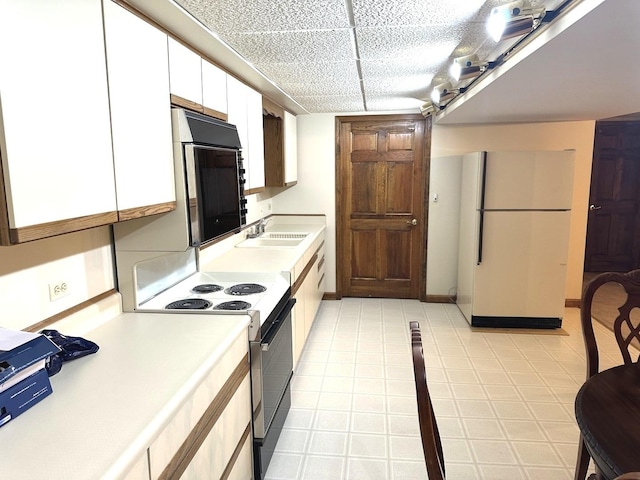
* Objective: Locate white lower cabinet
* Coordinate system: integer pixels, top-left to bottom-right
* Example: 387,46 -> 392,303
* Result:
148,331 -> 252,479
292,233 -> 326,368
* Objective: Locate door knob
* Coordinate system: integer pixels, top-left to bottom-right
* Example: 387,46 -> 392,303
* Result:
407,218 -> 418,226
589,204 -> 602,211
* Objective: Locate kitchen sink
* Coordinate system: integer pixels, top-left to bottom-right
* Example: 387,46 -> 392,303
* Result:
236,232 -> 309,248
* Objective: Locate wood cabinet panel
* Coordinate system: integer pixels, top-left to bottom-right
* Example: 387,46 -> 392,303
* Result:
264,110 -> 298,187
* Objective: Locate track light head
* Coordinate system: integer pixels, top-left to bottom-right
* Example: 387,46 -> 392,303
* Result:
487,0 -> 546,42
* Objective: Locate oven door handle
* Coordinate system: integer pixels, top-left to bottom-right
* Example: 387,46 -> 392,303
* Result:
261,298 -> 296,351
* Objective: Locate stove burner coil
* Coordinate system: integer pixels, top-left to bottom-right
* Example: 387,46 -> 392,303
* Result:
225,283 -> 267,296
165,298 -> 213,310
214,300 -> 252,310
190,284 -> 223,294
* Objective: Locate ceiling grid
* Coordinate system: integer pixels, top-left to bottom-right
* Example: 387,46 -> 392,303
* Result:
167,0 -> 640,122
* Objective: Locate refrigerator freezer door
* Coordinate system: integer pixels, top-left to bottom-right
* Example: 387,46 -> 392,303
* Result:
456,152 -> 484,323
472,210 -> 571,322
483,151 -> 575,210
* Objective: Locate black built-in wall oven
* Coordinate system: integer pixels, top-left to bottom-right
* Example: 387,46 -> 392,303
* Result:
174,108 -> 247,246
249,292 -> 295,479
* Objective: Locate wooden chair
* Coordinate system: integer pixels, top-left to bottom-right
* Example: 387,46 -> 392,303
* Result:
575,270 -> 640,480
410,321 -> 445,480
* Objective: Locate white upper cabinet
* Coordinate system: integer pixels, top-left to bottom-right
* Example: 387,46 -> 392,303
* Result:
227,76 -> 265,193
202,59 -> 228,117
168,37 -> 203,108
246,87 -> 265,191
0,0 -> 116,244
103,1 -> 175,220
283,111 -> 298,185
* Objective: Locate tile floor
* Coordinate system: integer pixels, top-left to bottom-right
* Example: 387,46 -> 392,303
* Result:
265,298 -> 629,480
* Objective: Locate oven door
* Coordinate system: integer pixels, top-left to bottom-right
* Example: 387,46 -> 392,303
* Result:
251,297 -> 295,479
251,297 -> 294,439
183,143 -> 246,247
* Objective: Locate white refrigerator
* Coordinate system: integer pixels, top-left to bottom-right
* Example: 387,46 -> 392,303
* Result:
456,150 -> 575,328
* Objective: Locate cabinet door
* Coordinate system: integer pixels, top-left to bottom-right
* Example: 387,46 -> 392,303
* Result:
104,1 -> 175,221
202,60 -> 228,118
283,111 -> 298,185
149,333 -> 250,479
227,77 -> 265,194
246,87 -> 265,192
0,0 -> 117,244
227,76 -> 249,163
168,37 -> 202,110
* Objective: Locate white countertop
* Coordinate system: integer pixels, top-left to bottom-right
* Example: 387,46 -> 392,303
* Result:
200,222 -> 326,274
0,311 -> 250,479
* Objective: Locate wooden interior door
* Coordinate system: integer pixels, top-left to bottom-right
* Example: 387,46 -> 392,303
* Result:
336,115 -> 429,299
584,121 -> 640,272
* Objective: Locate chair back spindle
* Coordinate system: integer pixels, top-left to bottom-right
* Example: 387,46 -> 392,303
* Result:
410,321 -> 445,480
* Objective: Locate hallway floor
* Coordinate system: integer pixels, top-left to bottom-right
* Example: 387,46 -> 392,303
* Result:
264,298 -> 627,480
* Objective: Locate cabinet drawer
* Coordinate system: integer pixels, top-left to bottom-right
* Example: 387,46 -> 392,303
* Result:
179,378 -> 251,479
149,332 -> 249,479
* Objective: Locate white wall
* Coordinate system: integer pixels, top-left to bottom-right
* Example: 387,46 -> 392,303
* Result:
426,156 -> 463,298
276,113 -> 595,302
430,120 -> 596,300
0,226 -> 115,331
271,113 -> 337,291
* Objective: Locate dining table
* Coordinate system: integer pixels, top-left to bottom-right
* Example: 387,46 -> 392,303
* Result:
575,363 -> 640,479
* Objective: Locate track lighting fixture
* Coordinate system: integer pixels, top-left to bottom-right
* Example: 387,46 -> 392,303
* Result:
487,0 -> 546,42
450,54 -> 489,82
419,101 -> 437,117
430,81 -> 456,107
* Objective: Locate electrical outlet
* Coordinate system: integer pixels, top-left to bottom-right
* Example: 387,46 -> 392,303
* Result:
48,281 -> 70,301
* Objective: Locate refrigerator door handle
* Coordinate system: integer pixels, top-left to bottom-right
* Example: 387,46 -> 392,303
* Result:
477,151 -> 488,265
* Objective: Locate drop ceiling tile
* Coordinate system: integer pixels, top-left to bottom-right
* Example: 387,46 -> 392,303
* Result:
176,0 -> 349,34
363,73 -> 432,96
356,25 -> 465,62
352,0 -> 486,27
295,95 -> 366,113
360,58 -> 439,79
223,30 -> 354,64
255,61 -> 360,86
366,95 -> 426,111
278,80 -> 362,97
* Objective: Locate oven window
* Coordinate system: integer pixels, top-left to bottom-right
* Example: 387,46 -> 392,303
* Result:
193,146 -> 242,243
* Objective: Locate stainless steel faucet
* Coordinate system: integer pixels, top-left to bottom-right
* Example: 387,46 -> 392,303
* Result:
246,218 -> 268,238
257,217 -> 267,234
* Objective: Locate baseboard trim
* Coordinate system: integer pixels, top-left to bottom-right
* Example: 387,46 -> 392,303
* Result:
565,298 -> 581,308
471,315 -> 562,329
322,292 -> 338,300
425,295 -> 456,304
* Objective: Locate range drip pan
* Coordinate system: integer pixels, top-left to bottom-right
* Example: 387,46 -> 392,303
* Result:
165,298 -> 213,310
214,300 -> 252,311
225,283 -> 267,296
191,284 -> 223,294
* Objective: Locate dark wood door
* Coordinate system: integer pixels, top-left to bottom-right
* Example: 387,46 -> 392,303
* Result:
336,115 -> 429,299
584,121 -> 640,272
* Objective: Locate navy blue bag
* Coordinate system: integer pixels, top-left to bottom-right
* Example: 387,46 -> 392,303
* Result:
39,329 -> 99,376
